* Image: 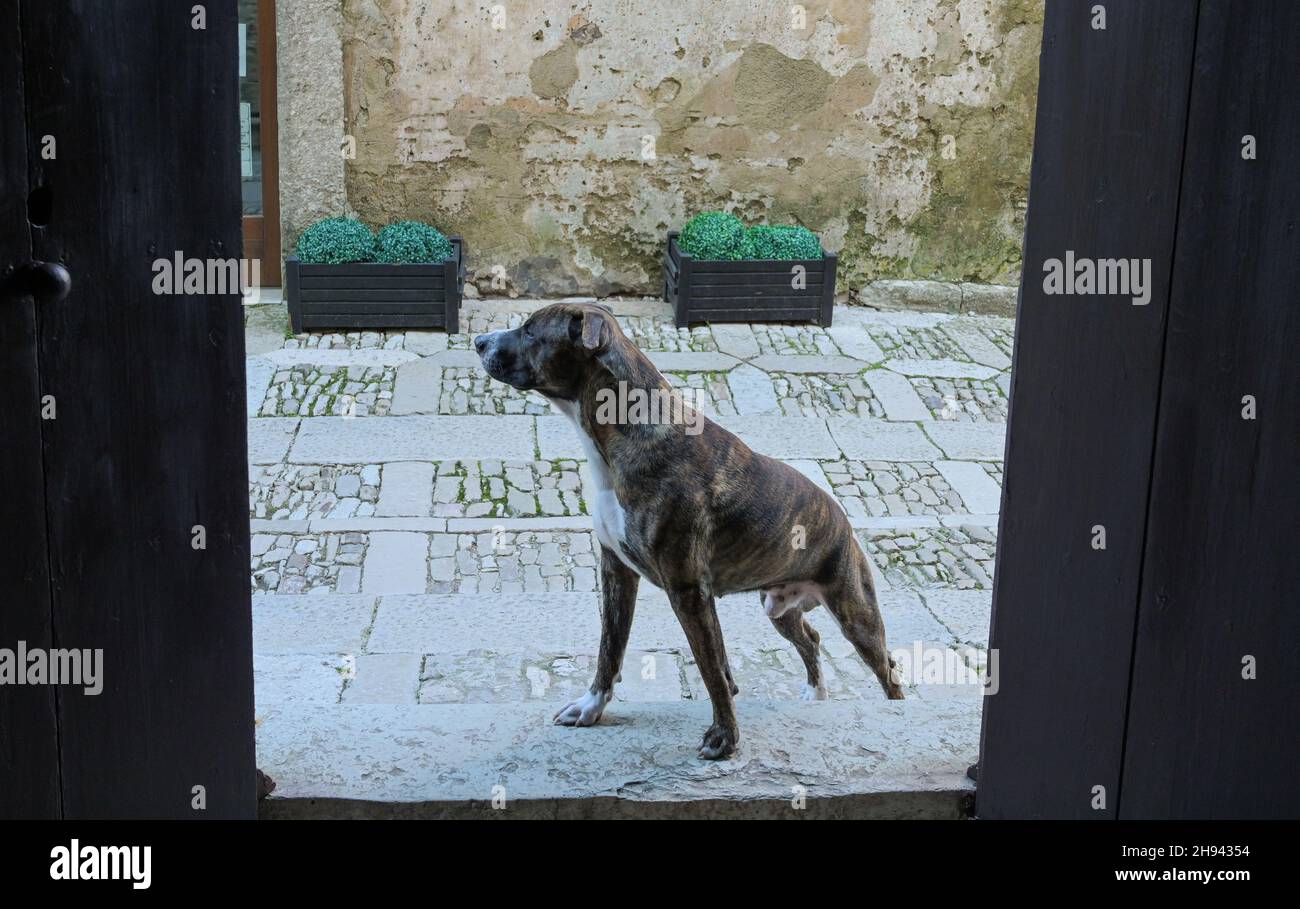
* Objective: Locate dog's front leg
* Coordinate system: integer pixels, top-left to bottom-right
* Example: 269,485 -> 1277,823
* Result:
668,584 -> 738,760
553,545 -> 639,727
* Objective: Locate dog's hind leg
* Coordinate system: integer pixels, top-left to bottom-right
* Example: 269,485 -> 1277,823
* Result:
822,549 -> 905,700
768,604 -> 827,700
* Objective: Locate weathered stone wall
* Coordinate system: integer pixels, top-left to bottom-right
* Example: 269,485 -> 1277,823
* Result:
283,0 -> 1042,297
276,0 -> 349,256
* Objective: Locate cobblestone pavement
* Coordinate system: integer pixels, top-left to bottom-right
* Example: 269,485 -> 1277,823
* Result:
912,376 -> 1008,422
259,365 -> 396,417
772,372 -> 883,417
439,367 -> 552,415
248,299 -> 1011,716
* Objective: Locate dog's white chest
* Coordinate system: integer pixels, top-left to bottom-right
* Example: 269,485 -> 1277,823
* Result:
554,400 -> 641,575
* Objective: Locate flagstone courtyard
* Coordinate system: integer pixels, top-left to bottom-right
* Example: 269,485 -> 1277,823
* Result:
247,296 -> 1008,816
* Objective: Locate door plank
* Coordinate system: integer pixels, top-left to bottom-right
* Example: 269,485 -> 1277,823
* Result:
0,0 -> 61,819
1120,0 -> 1300,818
21,0 -> 255,817
976,0 -> 1198,818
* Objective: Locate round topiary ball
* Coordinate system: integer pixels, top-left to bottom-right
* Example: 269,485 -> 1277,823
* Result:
678,211 -> 752,261
745,224 -> 823,260
374,221 -> 454,264
295,218 -> 376,264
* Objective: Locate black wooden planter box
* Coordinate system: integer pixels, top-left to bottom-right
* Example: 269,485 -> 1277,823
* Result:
663,230 -> 837,328
285,237 -> 465,333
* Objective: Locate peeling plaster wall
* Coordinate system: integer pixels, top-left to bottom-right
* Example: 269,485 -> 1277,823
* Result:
287,0 -> 1043,296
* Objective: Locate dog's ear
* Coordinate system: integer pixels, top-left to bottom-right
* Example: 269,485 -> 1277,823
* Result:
573,306 -> 644,382
579,308 -> 611,352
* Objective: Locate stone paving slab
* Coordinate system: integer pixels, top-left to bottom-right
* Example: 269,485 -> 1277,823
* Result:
375,461 -> 435,516
255,698 -> 977,817
884,358 -> 1001,380
390,359 -> 442,415
403,331 -> 448,357
938,513 -> 999,529
825,324 -> 886,363
267,348 -> 419,368
246,356 -> 276,418
941,321 -> 1013,371
862,369 -> 931,421
749,354 -> 871,374
255,653 -> 348,707
362,531 -> 432,594
426,349 -> 490,369
252,594 -> 377,653
536,415 -> 585,460
713,415 -> 841,459
307,517 -> 447,533
645,351 -> 739,373
826,417 -> 942,461
919,589 -> 994,648
248,418 -> 300,464
923,421 -> 1008,461
289,415 -> 536,463
250,518 -> 310,534
839,307 -> 954,329
933,460 -> 1004,514
446,516 -> 594,532
342,653 -> 423,705
725,363 -> 780,414
367,592 -> 687,654
709,323 -> 761,360
244,303 -> 289,356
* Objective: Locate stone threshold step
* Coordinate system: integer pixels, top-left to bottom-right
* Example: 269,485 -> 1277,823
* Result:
256,699 -> 977,820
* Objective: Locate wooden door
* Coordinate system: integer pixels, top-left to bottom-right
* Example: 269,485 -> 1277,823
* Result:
979,0 -> 1300,819
241,0 -> 281,286
1,0 -> 255,819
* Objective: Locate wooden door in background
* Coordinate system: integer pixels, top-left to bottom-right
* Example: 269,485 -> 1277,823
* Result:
240,0 -> 281,286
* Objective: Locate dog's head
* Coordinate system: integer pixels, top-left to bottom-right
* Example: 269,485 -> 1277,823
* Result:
474,303 -> 634,400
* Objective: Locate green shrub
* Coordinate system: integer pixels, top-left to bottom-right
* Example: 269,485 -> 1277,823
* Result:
678,211 -> 752,261
745,224 -> 822,260
374,220 -> 454,264
295,218 -> 375,264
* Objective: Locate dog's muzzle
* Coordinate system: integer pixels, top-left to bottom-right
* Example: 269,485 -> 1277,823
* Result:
474,330 -> 504,375
475,329 -> 530,388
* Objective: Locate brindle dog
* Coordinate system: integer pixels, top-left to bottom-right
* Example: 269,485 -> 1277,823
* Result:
476,303 -> 903,760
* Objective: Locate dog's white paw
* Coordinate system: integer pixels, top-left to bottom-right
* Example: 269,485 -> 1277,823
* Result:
553,689 -> 610,727
800,682 -> 828,702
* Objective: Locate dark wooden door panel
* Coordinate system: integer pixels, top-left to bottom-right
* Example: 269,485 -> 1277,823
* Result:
1120,0 -> 1300,818
20,0 -> 254,817
976,0 -> 1199,818
0,1 -> 61,819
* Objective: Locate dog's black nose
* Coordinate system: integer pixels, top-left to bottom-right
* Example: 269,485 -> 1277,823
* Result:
474,335 -> 488,354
